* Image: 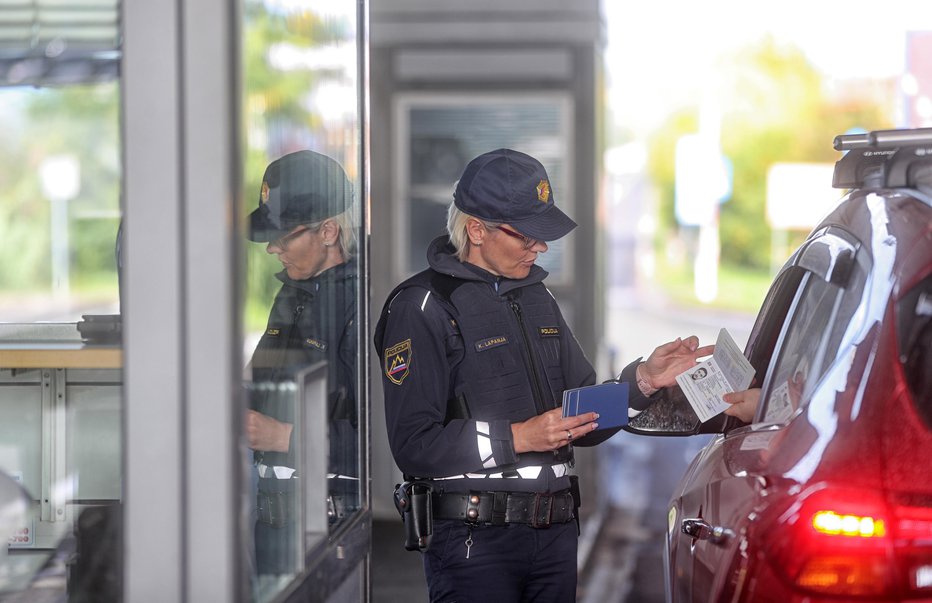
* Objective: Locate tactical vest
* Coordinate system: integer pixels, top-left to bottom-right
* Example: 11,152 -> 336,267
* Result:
252,267 -> 358,470
379,270 -> 574,474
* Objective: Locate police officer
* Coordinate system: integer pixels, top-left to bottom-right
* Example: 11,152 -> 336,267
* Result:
374,148 -> 712,602
246,150 -> 358,576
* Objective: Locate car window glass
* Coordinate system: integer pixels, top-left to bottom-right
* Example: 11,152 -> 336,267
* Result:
762,274 -> 841,422
898,273 -> 932,427
744,268 -> 804,381
814,251 -> 869,379
760,248 -> 868,423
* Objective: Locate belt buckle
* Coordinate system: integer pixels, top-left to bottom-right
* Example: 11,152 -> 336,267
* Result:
530,493 -> 553,528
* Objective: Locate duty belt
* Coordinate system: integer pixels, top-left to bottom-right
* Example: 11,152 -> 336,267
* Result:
257,479 -> 348,527
432,489 -> 575,528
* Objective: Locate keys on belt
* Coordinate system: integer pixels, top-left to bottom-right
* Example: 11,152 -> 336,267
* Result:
432,489 -> 575,528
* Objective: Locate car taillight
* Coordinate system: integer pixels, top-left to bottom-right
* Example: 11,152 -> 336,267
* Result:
811,510 -> 885,537
762,485 -> 932,599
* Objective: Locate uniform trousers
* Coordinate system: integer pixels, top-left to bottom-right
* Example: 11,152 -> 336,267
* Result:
423,519 -> 577,603
255,476 -> 296,575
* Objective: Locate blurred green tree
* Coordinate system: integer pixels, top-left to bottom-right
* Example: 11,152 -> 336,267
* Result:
241,7 -> 352,328
648,36 -> 892,272
0,84 -> 120,294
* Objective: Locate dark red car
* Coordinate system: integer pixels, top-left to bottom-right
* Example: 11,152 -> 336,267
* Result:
626,127 -> 932,602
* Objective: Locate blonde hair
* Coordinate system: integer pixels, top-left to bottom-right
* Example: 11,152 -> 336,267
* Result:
308,204 -> 358,259
446,204 -> 474,261
446,203 -> 505,261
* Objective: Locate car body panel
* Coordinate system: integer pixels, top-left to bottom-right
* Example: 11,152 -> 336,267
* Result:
663,183 -> 932,603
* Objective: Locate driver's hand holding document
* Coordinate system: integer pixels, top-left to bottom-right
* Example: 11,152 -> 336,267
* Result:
675,328 -> 754,422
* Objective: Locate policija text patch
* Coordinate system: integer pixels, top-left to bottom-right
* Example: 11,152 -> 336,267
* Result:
384,339 -> 412,385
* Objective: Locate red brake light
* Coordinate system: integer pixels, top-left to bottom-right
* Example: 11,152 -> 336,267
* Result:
811,510 -> 886,538
762,485 -> 932,598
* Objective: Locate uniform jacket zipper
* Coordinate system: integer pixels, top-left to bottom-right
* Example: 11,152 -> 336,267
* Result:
508,297 -> 548,414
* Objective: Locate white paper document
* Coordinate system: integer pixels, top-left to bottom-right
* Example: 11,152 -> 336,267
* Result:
675,328 -> 754,422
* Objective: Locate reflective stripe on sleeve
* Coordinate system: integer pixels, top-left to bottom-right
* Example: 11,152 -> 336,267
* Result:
476,421 -> 496,468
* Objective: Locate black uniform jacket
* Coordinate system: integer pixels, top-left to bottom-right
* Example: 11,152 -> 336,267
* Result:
375,236 -> 624,496
251,259 -> 358,471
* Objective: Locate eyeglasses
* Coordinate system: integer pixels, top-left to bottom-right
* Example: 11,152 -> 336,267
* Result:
270,226 -> 310,250
493,225 -> 539,250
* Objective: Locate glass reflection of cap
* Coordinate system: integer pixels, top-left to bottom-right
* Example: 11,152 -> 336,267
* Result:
248,150 -> 353,243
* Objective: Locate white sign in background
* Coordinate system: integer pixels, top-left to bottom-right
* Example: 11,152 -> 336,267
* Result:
766,163 -> 840,230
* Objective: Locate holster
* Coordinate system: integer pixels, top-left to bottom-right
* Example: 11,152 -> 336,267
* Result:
393,481 -> 433,552
569,475 -> 582,534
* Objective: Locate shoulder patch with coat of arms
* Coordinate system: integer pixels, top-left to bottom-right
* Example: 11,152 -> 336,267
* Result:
384,339 -> 412,385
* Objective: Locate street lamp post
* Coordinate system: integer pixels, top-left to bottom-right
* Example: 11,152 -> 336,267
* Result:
39,155 -> 81,300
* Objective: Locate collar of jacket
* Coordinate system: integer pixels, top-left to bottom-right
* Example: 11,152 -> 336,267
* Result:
275,257 -> 358,294
425,235 -> 548,295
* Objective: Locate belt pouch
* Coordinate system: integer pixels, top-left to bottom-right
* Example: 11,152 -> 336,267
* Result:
257,491 -> 290,528
569,475 -> 581,511
408,482 -> 433,551
257,478 -> 295,528
395,481 -> 433,551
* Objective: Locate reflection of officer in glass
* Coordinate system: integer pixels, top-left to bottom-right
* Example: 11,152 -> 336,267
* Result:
691,367 -> 708,381
246,150 -> 357,576
375,148 -> 713,602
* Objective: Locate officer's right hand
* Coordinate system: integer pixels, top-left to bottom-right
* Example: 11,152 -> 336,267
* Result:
511,407 -> 599,453
245,409 -> 293,453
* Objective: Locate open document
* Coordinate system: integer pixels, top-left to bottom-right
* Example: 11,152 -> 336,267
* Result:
675,328 -> 754,422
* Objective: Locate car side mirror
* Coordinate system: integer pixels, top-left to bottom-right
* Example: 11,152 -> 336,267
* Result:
622,387 -> 704,436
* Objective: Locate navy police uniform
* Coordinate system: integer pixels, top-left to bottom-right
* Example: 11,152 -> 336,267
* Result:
250,259 -> 358,574
375,236 -> 641,602
246,150 -> 358,577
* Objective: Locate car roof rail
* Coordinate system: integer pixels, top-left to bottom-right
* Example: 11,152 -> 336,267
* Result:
832,127 -> 932,190
868,127 -> 932,148
833,132 -> 872,151
832,146 -> 895,189
884,145 -> 932,191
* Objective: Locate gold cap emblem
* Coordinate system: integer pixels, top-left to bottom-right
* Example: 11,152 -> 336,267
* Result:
536,179 -> 550,202
260,181 -> 270,204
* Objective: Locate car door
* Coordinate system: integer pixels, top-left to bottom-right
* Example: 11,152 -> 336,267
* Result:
667,228 -> 863,603
667,422 -> 782,602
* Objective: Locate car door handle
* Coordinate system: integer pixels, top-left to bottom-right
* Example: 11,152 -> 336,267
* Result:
681,518 -> 734,545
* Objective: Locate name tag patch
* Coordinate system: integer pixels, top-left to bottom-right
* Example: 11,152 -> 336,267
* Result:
475,335 -> 508,352
304,338 -> 327,351
538,326 -> 560,338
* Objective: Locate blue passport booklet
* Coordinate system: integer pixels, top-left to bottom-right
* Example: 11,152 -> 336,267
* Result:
561,381 -> 629,430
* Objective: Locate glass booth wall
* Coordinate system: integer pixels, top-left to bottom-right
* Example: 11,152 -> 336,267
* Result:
0,0 -> 366,600
0,1 -> 124,600
240,1 -> 363,601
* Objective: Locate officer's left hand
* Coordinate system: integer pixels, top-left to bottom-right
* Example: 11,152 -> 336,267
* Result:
245,409 -> 293,453
641,335 -> 715,389
511,407 -> 599,453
